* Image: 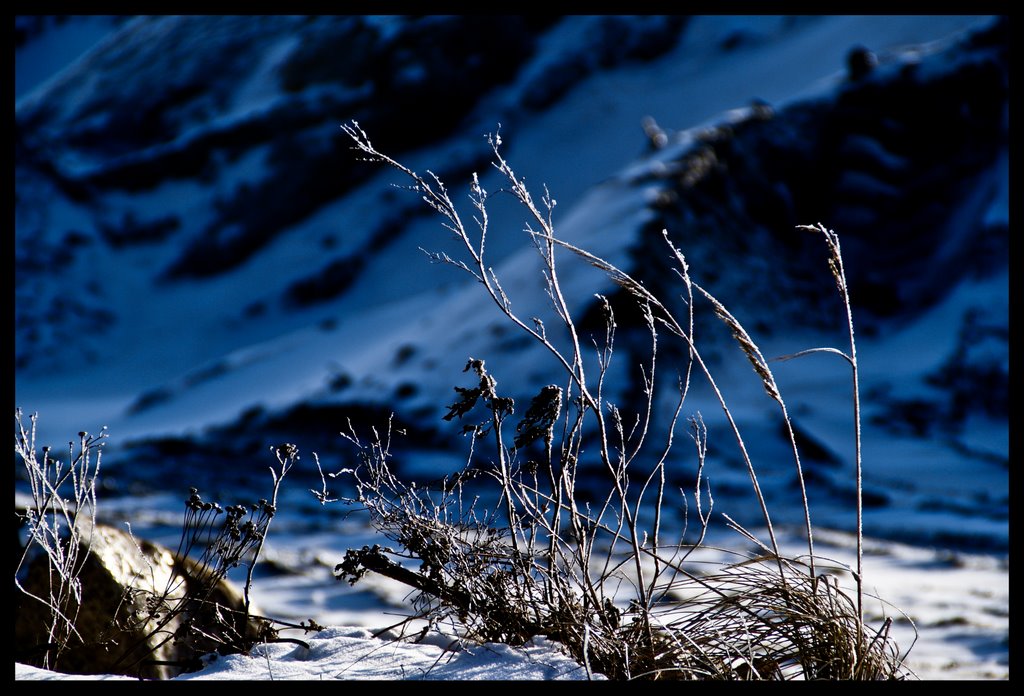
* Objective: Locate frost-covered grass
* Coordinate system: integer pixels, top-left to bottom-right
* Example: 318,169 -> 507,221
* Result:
17,126 -> 907,678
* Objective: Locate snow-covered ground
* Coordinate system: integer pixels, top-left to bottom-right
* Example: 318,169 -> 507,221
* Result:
13,525 -> 1008,680
15,15 -> 1008,680
15,627 -> 597,681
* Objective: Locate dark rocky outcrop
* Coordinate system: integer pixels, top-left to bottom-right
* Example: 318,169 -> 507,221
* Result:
605,16 -> 1008,340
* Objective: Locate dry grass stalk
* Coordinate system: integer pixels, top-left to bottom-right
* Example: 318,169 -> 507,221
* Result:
323,124 -> 907,679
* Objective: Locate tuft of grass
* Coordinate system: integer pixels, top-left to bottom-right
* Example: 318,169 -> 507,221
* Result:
15,409 -> 104,672
318,122 -> 912,679
15,412 -> 308,678
104,452 -> 293,678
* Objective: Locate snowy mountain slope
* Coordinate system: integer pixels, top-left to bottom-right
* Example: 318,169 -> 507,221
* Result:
15,15 -> 1007,556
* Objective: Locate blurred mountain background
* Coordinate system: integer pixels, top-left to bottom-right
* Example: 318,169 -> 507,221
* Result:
15,15 -> 1008,552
